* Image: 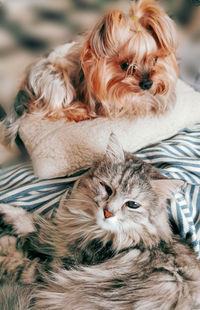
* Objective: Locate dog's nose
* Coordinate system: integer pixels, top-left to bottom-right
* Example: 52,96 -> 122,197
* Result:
104,209 -> 113,218
139,79 -> 153,90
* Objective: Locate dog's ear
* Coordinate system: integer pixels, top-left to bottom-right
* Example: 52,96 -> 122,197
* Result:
80,10 -> 124,101
81,10 -> 124,60
131,0 -> 177,52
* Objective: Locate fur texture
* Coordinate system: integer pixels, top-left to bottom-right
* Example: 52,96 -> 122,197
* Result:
2,0 -> 178,145
0,136 -> 200,309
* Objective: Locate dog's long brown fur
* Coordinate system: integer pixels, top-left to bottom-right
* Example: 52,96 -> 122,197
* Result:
14,0 -> 177,124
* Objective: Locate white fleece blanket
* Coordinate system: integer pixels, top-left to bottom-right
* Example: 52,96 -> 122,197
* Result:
18,79 -> 200,179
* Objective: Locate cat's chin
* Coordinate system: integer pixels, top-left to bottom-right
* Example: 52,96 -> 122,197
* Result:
96,210 -> 119,233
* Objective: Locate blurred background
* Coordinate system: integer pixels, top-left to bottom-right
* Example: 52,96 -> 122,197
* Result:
0,0 -> 200,163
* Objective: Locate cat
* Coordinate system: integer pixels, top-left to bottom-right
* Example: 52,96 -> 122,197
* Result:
0,134 -> 200,310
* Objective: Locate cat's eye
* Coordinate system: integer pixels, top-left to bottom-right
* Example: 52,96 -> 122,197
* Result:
125,201 -> 141,209
105,185 -> 112,197
120,61 -> 129,71
100,182 -> 113,197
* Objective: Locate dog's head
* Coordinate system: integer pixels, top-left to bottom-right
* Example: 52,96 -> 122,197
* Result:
81,0 -> 178,117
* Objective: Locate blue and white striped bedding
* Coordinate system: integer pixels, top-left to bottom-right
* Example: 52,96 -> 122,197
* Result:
137,124 -> 200,258
0,123 -> 200,258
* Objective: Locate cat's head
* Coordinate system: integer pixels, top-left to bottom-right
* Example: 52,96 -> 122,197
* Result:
74,134 -> 183,251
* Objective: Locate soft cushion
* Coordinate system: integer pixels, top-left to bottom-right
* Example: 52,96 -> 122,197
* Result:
18,79 -> 200,178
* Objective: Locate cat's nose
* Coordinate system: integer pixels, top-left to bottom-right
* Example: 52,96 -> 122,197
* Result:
104,209 -> 113,218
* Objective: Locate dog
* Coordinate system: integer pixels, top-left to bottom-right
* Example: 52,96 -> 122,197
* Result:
3,0 -> 178,144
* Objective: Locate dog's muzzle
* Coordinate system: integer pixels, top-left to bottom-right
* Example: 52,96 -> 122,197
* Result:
139,79 -> 153,90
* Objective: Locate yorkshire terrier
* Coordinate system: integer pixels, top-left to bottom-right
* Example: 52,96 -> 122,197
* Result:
8,0 -> 178,128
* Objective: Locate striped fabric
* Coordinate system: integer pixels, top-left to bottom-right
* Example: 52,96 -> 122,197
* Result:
0,123 -> 200,258
0,163 -> 84,217
136,124 -> 200,258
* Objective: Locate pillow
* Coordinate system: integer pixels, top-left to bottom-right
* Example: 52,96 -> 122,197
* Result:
18,79 -> 200,178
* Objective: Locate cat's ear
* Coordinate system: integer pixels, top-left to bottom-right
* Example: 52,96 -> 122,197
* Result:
150,179 -> 184,198
105,133 -> 125,163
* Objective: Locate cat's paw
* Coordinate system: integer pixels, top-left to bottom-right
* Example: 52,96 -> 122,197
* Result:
0,234 -> 38,284
0,235 -> 18,256
0,204 -> 36,237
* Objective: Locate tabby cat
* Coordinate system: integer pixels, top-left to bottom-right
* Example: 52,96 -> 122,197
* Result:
0,135 -> 200,310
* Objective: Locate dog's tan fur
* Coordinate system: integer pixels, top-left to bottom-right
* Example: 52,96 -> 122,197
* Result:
17,0 -> 177,122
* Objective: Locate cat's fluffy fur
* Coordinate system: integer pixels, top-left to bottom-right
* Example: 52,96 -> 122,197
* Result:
0,136 -> 200,310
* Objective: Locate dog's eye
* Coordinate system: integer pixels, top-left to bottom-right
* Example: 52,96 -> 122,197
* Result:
153,56 -> 158,64
100,182 -> 113,197
125,201 -> 141,209
120,61 -> 129,71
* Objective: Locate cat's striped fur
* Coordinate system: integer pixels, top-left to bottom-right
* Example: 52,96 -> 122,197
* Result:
0,136 -> 200,309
